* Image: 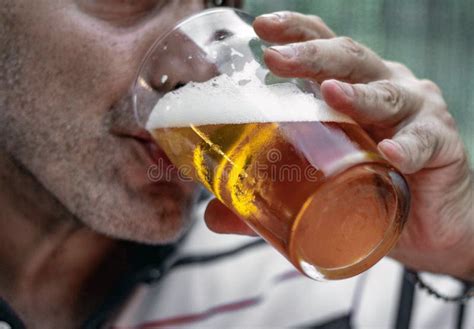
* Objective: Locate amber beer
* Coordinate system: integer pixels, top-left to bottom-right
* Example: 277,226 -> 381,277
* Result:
146,70 -> 408,280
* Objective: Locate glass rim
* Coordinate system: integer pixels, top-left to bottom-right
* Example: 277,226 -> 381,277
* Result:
132,7 -> 253,125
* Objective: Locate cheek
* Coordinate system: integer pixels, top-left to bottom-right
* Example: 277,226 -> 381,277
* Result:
63,1 -> 206,107
16,1 -> 205,120
1,1 -> 204,241
5,1 -> 206,156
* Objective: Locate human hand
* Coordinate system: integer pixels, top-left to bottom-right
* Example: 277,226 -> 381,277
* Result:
205,11 -> 474,281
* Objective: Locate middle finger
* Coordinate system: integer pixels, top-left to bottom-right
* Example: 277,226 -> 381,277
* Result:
320,79 -> 422,128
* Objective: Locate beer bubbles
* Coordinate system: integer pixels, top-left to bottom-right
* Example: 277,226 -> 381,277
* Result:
134,8 -> 410,280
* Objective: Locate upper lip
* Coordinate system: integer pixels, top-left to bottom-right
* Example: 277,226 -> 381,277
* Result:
106,95 -> 174,168
120,128 -> 172,168
110,124 -> 154,143
129,129 -> 154,143
106,91 -> 155,143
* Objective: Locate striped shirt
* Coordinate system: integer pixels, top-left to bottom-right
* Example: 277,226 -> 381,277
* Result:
109,201 -> 474,329
1,201 -> 472,328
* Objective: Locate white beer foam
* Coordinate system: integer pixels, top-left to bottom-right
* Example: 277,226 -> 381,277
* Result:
146,62 -> 353,130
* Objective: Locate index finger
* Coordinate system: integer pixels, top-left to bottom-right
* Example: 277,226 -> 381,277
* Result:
264,37 -> 391,84
253,11 -> 336,44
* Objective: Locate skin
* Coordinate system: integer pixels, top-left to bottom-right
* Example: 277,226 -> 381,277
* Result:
0,1 -> 204,327
205,12 -> 474,282
0,2 -> 472,328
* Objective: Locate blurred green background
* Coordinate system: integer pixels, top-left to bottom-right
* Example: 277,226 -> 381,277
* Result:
244,0 -> 474,162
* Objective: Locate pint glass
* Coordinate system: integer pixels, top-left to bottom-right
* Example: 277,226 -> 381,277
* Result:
133,8 -> 410,280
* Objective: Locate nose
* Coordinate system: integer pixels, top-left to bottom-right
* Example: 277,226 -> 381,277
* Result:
107,2 -> 208,132
144,31 -> 221,93
133,8 -> 256,127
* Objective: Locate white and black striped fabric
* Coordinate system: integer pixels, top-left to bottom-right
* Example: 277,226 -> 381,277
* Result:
0,200 -> 472,329
109,201 -> 474,329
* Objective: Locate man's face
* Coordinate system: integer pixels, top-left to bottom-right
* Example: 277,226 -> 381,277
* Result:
0,0 -> 208,243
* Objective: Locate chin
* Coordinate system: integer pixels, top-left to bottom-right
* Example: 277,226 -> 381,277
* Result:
67,135 -> 200,245
90,204 -> 194,245
76,181 -> 198,245
136,201 -> 195,245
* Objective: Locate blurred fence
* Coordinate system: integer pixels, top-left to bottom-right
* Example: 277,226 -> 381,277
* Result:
245,0 -> 474,162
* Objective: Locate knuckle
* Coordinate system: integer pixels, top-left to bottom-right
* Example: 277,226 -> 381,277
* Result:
418,79 -> 442,94
395,139 -> 419,171
441,111 -> 457,129
375,80 -> 404,113
432,97 -> 449,114
355,85 -> 379,110
307,15 -> 335,39
298,41 -> 322,73
428,104 -> 457,129
308,14 -> 324,25
407,122 -> 439,155
385,60 -> 413,76
337,36 -> 365,59
354,84 -> 371,101
300,39 -> 319,53
418,84 -> 453,126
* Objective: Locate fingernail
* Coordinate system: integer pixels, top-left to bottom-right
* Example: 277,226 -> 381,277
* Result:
335,81 -> 354,98
269,45 -> 296,59
378,139 -> 404,161
258,13 -> 284,22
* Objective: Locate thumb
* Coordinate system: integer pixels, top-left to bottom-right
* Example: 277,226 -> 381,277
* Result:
204,199 -> 258,236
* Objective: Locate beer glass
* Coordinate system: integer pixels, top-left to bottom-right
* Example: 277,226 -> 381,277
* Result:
133,8 -> 410,280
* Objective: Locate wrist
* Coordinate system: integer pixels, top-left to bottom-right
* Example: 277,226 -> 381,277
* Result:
446,237 -> 474,282
469,170 -> 474,282
393,165 -> 474,280
460,169 -> 474,282
407,270 -> 474,303
445,168 -> 474,282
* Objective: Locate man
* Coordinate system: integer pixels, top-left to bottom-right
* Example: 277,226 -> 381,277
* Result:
0,0 -> 472,328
